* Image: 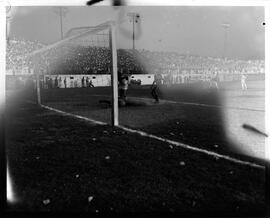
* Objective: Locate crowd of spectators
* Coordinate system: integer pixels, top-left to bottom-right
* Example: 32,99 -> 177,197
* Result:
6,38 -> 44,73
48,46 -> 145,74
139,49 -> 265,75
6,39 -> 145,75
7,38 -> 264,77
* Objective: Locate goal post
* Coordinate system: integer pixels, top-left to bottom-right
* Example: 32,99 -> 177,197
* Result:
24,20 -> 119,126
109,23 -> 119,126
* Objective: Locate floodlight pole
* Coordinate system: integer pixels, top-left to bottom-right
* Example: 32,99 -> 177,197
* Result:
132,16 -> 135,50
53,7 -> 68,40
60,7 -> 63,39
127,13 -> 140,50
33,57 -> 41,105
35,70 -> 41,105
6,5 -> 12,45
109,22 -> 119,126
221,23 -> 230,59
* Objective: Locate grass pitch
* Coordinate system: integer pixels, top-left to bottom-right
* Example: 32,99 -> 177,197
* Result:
5,86 -> 267,214
40,80 -> 265,163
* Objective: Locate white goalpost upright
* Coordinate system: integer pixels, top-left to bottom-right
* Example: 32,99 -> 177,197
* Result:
109,23 -> 119,126
25,20 -> 119,126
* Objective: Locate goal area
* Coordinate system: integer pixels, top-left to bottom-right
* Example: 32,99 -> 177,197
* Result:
25,21 -> 119,126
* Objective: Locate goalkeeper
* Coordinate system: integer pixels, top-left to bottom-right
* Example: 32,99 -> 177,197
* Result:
119,75 -> 129,101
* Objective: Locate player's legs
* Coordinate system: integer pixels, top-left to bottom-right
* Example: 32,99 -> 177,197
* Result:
151,88 -> 155,99
214,81 -> 218,89
119,88 -> 124,99
122,89 -> 127,101
151,87 -> 159,102
209,80 -> 213,88
154,87 -> 159,102
244,82 -> 247,90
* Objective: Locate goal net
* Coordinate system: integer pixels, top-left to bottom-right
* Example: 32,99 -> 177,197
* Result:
25,21 -> 119,126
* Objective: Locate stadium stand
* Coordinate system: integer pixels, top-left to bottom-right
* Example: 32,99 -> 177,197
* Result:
6,38 -> 264,77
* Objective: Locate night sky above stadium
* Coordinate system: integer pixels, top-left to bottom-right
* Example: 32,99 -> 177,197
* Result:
8,6 -> 264,60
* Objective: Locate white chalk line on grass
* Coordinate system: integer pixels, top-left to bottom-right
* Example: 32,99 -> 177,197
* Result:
40,104 -> 107,125
132,96 -> 265,113
38,102 -> 265,170
90,94 -> 265,112
117,126 -> 265,169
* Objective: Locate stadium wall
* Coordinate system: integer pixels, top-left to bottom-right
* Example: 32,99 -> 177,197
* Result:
43,74 -> 111,88
43,74 -> 155,88
5,72 -> 264,89
129,74 -> 155,85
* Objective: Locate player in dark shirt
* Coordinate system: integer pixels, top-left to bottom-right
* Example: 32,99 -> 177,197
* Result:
89,79 -> 94,87
54,76 -> 58,88
119,75 -> 129,101
151,73 -> 163,103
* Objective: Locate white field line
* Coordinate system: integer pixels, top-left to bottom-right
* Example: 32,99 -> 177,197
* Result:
131,97 -> 265,112
90,94 -> 265,112
117,125 -> 265,169
7,162 -> 16,203
40,104 -> 107,125
37,101 -> 265,170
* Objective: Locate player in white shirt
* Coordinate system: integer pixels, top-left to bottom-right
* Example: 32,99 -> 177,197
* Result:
209,71 -> 219,89
241,73 -> 247,90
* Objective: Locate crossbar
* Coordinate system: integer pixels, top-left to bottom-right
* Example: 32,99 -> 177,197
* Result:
28,20 -> 119,127
25,20 -> 114,58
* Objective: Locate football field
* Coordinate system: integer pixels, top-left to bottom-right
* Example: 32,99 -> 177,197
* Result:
221,80 -> 265,160
5,84 -> 266,213
40,79 -> 266,162
5,5 -> 268,214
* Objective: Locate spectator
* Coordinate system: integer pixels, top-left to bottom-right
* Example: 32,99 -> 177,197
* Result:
64,77 -> 67,88
86,77 -> 89,87
82,76 -> 85,87
54,76 -> 58,88
6,38 -> 264,85
89,79 -> 94,87
58,77 -> 62,88
49,78 -> 53,89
